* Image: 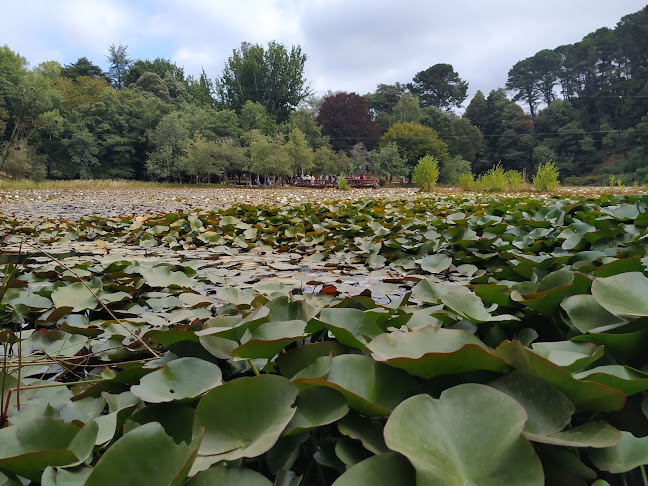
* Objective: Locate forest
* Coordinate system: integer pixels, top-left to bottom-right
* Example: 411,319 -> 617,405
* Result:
1,6 -> 647,185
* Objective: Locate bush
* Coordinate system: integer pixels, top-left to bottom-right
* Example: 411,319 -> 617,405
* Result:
563,175 -> 599,186
474,163 -> 508,192
413,155 -> 439,192
458,172 -> 475,191
439,155 -> 472,185
506,170 -> 522,191
337,175 -> 349,191
533,161 -> 560,191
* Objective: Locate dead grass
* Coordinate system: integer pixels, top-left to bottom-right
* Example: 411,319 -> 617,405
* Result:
0,179 -> 229,190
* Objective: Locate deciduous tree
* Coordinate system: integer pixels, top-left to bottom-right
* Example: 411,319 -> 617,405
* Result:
316,92 -> 379,152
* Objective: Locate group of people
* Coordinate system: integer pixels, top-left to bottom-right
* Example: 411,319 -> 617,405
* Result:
291,174 -> 338,186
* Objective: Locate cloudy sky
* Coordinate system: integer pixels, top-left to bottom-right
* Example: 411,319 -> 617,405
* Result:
3,1 -> 647,104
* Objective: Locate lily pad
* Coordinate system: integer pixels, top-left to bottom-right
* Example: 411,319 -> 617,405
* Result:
384,384 -> 544,485
331,453 -> 416,486
591,272 -> 648,318
131,357 -> 222,403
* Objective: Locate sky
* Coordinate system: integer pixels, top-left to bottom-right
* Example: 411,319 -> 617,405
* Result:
3,0 -> 647,105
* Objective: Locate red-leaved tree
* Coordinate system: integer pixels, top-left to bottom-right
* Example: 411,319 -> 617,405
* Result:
316,92 -> 379,153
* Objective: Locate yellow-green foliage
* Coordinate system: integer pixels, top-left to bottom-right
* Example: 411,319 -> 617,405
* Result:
506,170 -> 522,191
607,175 -> 624,187
474,163 -> 508,192
458,172 -> 475,191
413,155 -> 439,192
533,161 -> 560,191
337,176 -> 349,191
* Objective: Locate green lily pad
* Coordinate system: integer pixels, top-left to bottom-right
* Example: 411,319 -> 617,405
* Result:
442,286 -> 518,323
574,365 -> 648,396
231,320 -> 308,359
331,453 -> 416,486
42,467 -> 93,486
490,371 -> 574,435
0,417 -> 84,481
275,341 -> 350,379
314,308 -> 382,349
589,431 -> 648,473
139,265 -> 194,288
193,375 -> 298,461
496,340 -> 625,413
284,387 -> 349,435
524,422 -> 621,448
131,357 -> 222,403
186,464 -> 272,486
591,272 -> 648,318
531,341 -> 604,372
384,384 -> 544,486
51,283 -> 98,311
294,354 -> 419,417
420,254 -> 451,273
561,294 -> 626,333
367,326 -> 507,379
86,422 -> 201,486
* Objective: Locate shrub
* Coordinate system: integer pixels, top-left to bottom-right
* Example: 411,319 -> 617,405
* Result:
506,170 -> 522,191
474,163 -> 508,192
439,155 -> 472,185
607,175 -> 624,187
413,155 -> 439,192
458,172 -> 475,191
337,175 -> 349,191
533,161 -> 560,191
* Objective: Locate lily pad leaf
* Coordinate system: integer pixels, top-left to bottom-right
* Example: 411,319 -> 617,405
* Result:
367,326 -> 507,379
231,320 -> 308,359
589,431 -> 648,473
315,308 -> 382,349
186,464 -> 272,486
384,384 -> 544,486
420,254 -> 451,273
51,283 -> 98,312
442,286 -> 518,323
592,272 -> 648,318
496,340 -> 625,413
524,422 -> 621,448
193,375 -> 298,461
41,467 -> 93,486
574,365 -> 648,396
331,453 -> 416,486
490,371 -> 574,435
531,341 -> 604,372
86,422 -> 201,486
294,354 -> 419,417
131,357 -> 222,403
0,417 -> 82,481
284,387 -> 349,436
140,265 -> 194,288
561,294 -> 626,333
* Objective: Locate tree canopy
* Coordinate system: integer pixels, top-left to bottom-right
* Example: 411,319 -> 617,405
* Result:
408,63 -> 469,111
216,41 -> 310,123
316,92 -> 379,153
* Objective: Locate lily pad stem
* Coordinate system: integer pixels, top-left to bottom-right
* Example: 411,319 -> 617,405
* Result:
641,465 -> 648,486
248,359 -> 260,376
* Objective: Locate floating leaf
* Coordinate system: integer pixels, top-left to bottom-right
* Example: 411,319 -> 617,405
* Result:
531,341 -> 604,372
186,464 -> 271,486
294,354 -> 419,417
284,387 -> 349,436
331,453 -> 415,486
367,326 -> 507,379
591,272 -> 648,318
589,431 -> 648,473
51,283 -> 98,311
561,294 -> 626,333
384,384 -> 544,485
131,357 -> 222,403
315,308 -> 382,349
420,254 -> 451,273
86,422 -> 200,486
442,286 -> 518,323
193,375 -> 298,461
231,320 -> 308,359
574,365 -> 648,396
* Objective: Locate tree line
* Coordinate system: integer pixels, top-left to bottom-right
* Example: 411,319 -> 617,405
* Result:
1,6 -> 647,185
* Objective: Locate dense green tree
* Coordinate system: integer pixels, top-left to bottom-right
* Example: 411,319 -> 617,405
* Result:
186,69 -> 215,107
408,63 -> 468,111
146,112 -> 188,180
61,57 -> 109,80
282,108 -> 328,149
439,155 -> 472,185
464,91 -> 488,133
107,44 -> 132,89
506,49 -> 562,117
284,128 -> 314,175
179,133 -> 224,182
420,107 -> 482,162
312,145 -> 351,175
371,141 -> 407,178
380,121 -> 448,178
125,58 -> 185,87
134,72 -> 172,103
316,92 -> 379,152
216,41 -> 310,123
364,83 -> 406,114
392,93 -> 420,124
239,101 -> 276,135
245,130 -> 290,182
